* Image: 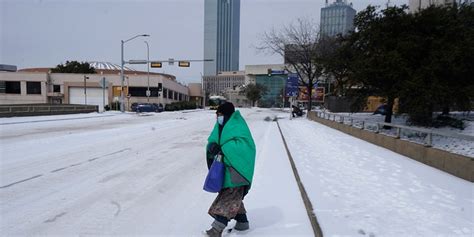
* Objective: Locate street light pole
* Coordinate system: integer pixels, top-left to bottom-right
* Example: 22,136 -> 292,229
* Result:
144,41 -> 150,102
120,34 -> 150,112
120,40 -> 124,112
84,75 -> 89,105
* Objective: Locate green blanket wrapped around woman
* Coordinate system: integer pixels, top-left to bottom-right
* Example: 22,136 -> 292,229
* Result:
207,110 -> 256,189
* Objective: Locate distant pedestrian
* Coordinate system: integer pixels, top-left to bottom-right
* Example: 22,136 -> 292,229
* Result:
204,102 -> 256,237
292,105 -> 303,117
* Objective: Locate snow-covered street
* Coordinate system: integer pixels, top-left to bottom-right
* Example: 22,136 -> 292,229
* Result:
0,109 -> 472,236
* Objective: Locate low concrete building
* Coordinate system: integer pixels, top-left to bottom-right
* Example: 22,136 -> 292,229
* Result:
202,71 -> 245,96
222,85 -> 251,108
188,83 -> 204,108
0,63 -> 189,112
245,64 -> 287,107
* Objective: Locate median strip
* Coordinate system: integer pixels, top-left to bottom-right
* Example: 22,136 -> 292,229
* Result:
276,121 -> 323,237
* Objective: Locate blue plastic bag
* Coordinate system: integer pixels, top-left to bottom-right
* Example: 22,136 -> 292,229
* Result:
203,154 -> 225,193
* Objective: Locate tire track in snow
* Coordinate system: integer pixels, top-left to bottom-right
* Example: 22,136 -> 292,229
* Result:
0,149 -> 132,189
51,148 -> 132,173
0,114 -> 116,126
0,174 -> 43,189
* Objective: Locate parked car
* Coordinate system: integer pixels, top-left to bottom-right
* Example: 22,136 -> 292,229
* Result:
131,102 -> 139,112
136,103 -> 163,113
152,103 -> 164,112
373,104 -> 388,115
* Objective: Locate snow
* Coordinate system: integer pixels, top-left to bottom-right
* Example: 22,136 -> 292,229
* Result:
0,109 -> 472,236
328,112 -> 474,158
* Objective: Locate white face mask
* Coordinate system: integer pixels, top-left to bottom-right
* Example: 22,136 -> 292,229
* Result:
217,115 -> 224,125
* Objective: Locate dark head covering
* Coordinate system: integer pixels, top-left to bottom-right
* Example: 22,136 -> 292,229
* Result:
216,102 -> 235,117
216,102 -> 235,128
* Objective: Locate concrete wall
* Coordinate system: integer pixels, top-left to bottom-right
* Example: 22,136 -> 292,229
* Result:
307,111 -> 473,182
0,104 -> 98,117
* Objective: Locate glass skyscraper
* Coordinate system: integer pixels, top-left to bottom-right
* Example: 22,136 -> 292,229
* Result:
204,0 -> 240,76
320,0 -> 356,37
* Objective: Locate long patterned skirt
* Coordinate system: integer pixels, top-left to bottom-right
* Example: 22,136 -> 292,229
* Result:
208,186 -> 246,220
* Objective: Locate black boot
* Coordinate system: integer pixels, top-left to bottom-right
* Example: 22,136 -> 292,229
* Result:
205,227 -> 222,237
205,220 -> 226,237
234,221 -> 249,231
234,213 -> 249,231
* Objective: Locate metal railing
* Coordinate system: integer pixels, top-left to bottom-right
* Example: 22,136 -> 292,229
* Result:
315,111 -> 474,147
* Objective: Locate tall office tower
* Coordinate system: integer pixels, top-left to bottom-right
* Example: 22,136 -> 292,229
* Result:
204,0 -> 240,76
409,0 -> 455,12
320,0 -> 356,37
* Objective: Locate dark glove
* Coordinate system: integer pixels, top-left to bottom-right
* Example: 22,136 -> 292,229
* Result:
207,142 -> 221,156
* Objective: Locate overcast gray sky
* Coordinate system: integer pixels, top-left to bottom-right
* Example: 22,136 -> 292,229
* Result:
1,0 -> 406,84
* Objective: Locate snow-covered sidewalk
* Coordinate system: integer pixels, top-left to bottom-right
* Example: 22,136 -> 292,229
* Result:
278,116 -> 473,236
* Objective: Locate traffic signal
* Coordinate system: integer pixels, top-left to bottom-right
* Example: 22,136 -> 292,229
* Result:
151,62 -> 162,68
158,83 -> 163,92
267,68 -> 272,77
178,61 -> 190,67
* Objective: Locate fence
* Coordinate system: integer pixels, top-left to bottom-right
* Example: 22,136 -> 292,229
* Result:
315,111 -> 474,147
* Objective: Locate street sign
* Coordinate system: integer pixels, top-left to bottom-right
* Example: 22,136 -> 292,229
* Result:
178,61 -> 190,67
99,78 -> 108,89
151,62 -> 162,68
267,69 -> 286,76
128,60 -> 147,64
146,90 -> 151,97
168,58 -> 175,66
271,70 -> 286,75
286,73 -> 299,97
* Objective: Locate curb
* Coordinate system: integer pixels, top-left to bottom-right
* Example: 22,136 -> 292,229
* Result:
276,121 -> 324,237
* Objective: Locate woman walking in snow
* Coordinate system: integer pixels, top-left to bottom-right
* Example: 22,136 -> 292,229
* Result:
205,102 -> 256,237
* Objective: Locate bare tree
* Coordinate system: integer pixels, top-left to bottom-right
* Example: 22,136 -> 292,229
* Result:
258,18 -> 325,111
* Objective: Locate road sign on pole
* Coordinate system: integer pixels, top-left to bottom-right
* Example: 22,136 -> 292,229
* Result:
128,60 -> 148,64
286,73 -> 299,97
100,77 -> 108,89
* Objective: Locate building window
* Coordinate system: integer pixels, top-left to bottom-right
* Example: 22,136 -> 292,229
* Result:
150,88 -> 160,97
2,81 -> 21,94
174,92 -> 178,101
53,85 -> 61,93
163,88 -> 168,98
168,90 -> 173,99
128,87 -> 147,97
0,81 -> 5,93
27,82 -> 41,94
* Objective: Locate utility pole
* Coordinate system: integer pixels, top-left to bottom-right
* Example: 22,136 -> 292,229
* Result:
144,41 -> 150,102
84,75 -> 89,105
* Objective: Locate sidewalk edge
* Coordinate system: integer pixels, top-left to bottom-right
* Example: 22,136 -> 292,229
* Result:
276,121 -> 323,237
